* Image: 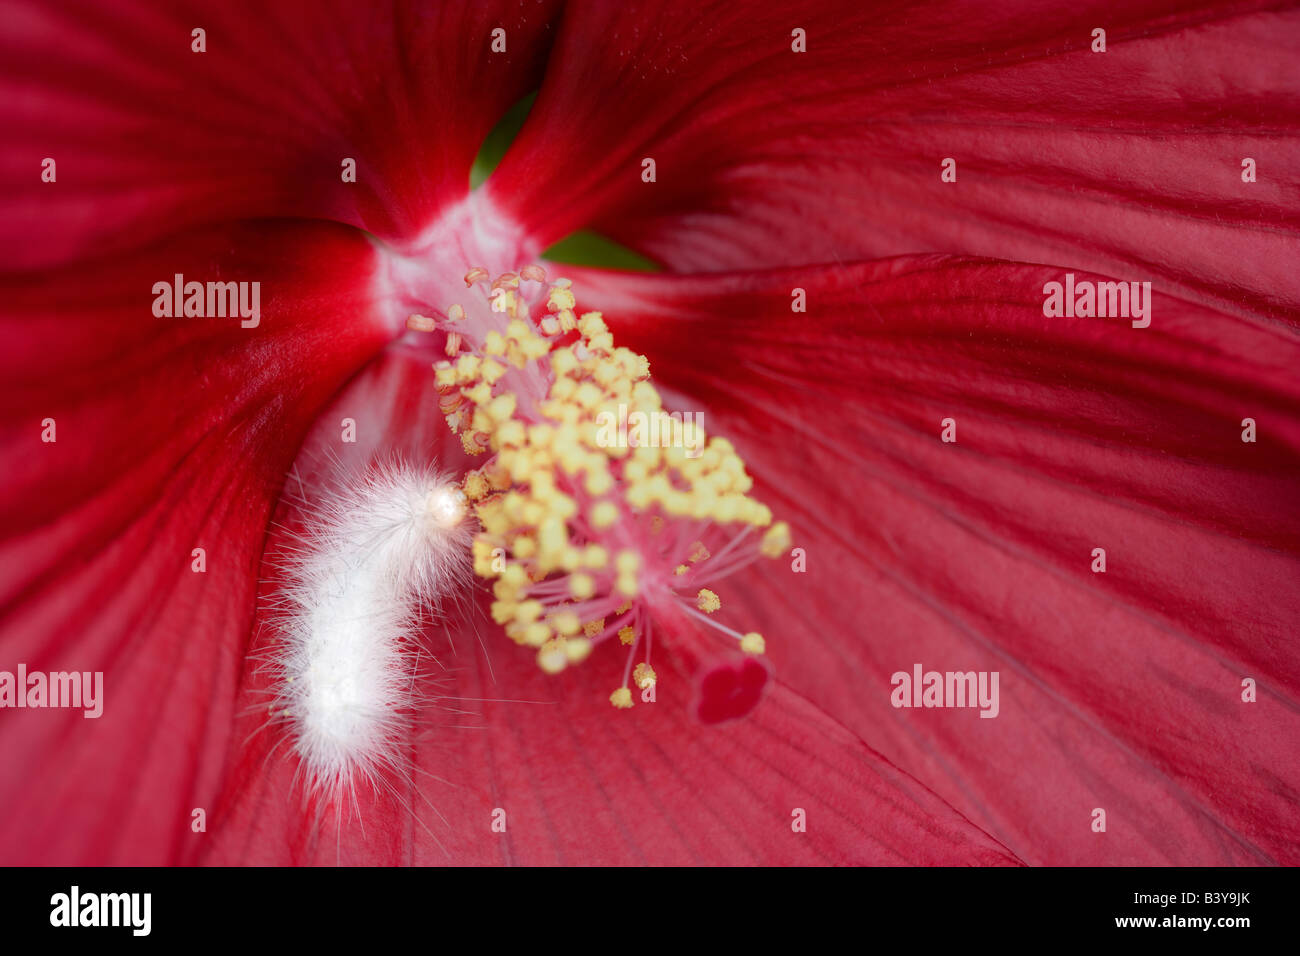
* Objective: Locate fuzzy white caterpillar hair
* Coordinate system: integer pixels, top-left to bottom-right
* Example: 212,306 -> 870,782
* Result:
268,458 -> 474,803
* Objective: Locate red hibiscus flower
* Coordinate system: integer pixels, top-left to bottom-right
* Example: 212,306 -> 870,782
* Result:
2,0 -> 1296,867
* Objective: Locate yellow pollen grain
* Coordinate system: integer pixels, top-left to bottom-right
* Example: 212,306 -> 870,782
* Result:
565,637 -> 593,664
551,611 -> 581,637
537,639 -> 568,675
696,589 -> 721,613
523,622 -> 551,647
514,599 -> 543,625
633,663 -> 656,689
583,618 -> 606,638
609,687 -> 634,709
463,471 -> 489,500
740,632 -> 766,655
761,521 -> 791,559
618,625 -> 636,646
590,500 -> 618,529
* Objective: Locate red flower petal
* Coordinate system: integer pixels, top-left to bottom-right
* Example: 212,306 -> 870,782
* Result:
0,221 -> 390,863
491,0 -> 1300,321
1,0 -> 561,270
205,349 -> 1017,865
568,257 -> 1300,864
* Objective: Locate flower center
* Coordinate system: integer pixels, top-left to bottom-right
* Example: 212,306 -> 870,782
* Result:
403,256 -> 789,723
380,196 -> 788,723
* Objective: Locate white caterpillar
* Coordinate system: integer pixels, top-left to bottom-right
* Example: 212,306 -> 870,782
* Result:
269,459 -> 473,802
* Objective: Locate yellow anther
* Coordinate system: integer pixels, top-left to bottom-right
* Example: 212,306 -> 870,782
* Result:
616,600 -> 632,615
570,573 -> 595,599
583,618 -> 606,638
674,564 -> 689,576
537,639 -> 568,675
609,687 -> 634,709
551,610 -> 581,637
514,600 -> 544,625
577,311 -> 607,337
697,589 -> 721,613
583,544 -> 609,569
447,303 -> 466,322
522,622 -> 551,647
688,541 -> 711,563
521,335 -> 551,361
550,348 -> 578,377
463,471 -> 489,500
550,377 -> 578,402
464,266 -> 489,286
573,382 -> 603,409
548,288 -> 576,312
490,600 -> 516,625
407,313 -> 437,332
537,518 -> 567,569
591,500 -> 619,529
633,663 -> 656,689
584,465 -> 613,497
761,521 -> 791,558
565,637 -> 593,664
472,536 -> 495,565
618,626 -> 636,646
740,632 -> 766,655
495,419 -> 525,449
485,393 -> 517,425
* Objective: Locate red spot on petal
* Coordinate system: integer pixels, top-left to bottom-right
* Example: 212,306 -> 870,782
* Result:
692,654 -> 770,724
